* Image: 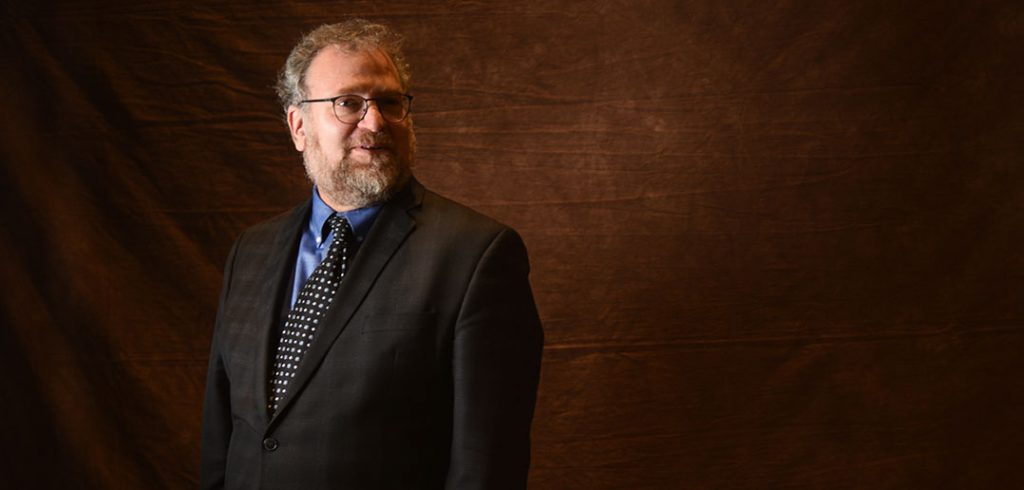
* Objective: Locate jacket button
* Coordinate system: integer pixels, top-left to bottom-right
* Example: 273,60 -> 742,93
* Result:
262,437 -> 279,451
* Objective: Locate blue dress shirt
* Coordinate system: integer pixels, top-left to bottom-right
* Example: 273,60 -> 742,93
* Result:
287,188 -> 381,309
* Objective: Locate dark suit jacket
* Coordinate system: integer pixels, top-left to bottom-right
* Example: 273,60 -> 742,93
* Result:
200,179 -> 543,489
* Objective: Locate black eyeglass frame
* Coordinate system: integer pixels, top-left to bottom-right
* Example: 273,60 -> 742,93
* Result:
298,93 -> 414,124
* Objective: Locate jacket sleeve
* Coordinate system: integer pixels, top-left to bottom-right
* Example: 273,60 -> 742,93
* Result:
199,235 -> 241,490
445,228 -> 544,489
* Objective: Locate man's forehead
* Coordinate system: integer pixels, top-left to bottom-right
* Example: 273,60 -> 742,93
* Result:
305,45 -> 401,94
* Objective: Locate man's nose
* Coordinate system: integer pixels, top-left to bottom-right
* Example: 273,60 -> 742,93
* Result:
358,101 -> 386,131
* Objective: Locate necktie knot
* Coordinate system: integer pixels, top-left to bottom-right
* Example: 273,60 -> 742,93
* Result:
324,214 -> 352,240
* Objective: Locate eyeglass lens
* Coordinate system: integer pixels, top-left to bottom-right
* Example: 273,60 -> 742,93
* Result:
333,95 -> 410,123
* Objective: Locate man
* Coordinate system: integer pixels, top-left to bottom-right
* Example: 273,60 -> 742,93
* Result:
200,19 -> 544,490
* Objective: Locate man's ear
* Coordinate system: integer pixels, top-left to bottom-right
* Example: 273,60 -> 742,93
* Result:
287,105 -> 306,152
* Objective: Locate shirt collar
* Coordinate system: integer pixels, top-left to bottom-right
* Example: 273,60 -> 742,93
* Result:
309,187 -> 382,244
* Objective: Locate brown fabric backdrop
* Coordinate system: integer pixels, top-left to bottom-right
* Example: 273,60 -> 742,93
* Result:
3,1 -> 1022,488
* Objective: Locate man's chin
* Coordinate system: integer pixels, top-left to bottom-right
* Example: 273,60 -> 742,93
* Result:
325,167 -> 407,207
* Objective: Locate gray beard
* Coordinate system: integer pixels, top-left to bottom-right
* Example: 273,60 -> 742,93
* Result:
303,136 -> 413,209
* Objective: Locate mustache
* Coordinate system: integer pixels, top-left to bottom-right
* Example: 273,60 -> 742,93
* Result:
347,132 -> 394,149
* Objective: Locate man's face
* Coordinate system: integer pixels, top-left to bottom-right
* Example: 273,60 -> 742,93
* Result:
287,45 -> 414,210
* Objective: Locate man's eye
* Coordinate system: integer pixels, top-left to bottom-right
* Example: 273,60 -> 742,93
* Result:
336,97 -> 363,109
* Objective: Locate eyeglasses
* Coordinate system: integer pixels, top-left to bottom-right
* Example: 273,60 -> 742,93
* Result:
299,93 -> 413,124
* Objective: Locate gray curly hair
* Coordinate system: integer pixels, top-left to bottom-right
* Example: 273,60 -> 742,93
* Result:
275,19 -> 411,115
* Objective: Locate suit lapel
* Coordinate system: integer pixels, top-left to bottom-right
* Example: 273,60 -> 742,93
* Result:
251,201 -> 310,427
269,181 -> 423,426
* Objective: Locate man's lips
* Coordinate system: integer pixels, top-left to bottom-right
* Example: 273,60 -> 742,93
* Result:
352,144 -> 390,152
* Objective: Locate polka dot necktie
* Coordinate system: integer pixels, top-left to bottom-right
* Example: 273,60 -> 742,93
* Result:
268,214 -> 353,414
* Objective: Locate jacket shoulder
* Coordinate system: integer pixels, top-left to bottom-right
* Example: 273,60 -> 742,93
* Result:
416,188 -> 512,239
233,201 -> 309,248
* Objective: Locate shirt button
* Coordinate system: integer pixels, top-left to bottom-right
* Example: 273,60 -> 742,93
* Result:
262,437 -> 279,451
